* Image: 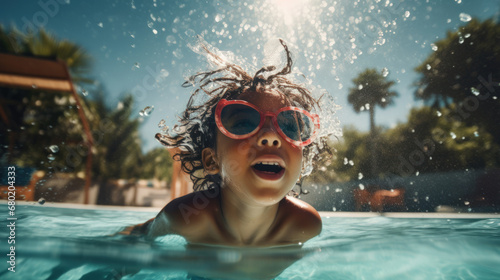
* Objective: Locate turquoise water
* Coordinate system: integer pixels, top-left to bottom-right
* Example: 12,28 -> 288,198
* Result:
1,204 -> 500,280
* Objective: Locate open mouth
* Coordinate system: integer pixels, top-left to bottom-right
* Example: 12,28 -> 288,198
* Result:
251,161 -> 285,180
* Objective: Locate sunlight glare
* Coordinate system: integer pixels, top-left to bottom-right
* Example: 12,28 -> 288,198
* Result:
272,0 -> 311,25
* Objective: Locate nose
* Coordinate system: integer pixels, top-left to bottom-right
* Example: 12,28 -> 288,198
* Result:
257,130 -> 282,148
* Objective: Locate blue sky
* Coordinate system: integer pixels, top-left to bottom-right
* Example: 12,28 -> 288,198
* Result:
2,0 -> 499,152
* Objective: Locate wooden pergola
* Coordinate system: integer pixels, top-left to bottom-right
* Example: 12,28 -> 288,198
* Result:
0,53 -> 94,204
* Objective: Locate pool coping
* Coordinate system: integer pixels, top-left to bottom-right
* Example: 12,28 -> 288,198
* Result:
2,200 -> 499,219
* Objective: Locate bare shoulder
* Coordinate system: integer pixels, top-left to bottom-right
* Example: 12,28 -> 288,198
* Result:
279,196 -> 322,241
149,189 -> 219,238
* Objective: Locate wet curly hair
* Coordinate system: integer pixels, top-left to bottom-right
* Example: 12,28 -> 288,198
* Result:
156,39 -> 331,195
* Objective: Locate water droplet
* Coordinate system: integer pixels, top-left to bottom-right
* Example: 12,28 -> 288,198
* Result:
464,33 -> 471,38
404,11 -> 410,18
152,29 -> 158,35
425,196 -> 429,201
48,145 -> 59,153
335,188 -> 342,193
165,35 -> 177,45
47,154 -> 55,161
464,201 -> 470,205
474,131 -> 479,137
38,198 -> 46,205
382,67 -> 389,77
134,62 -> 140,69
459,13 -> 471,22
365,103 -> 370,110
471,87 -> 480,96
98,22 -> 104,28
359,184 -> 365,190
184,29 -> 195,38
158,119 -> 166,128
348,160 -> 354,166
416,171 -> 420,176
426,64 -> 432,70
431,43 -> 438,51
32,84 -> 38,89
458,36 -> 464,44
450,132 -> 457,139
343,157 -> 348,165
215,14 -> 222,22
358,84 -> 363,90
81,89 -> 88,96
436,111 -> 442,117
140,106 -> 154,117
358,173 -> 363,180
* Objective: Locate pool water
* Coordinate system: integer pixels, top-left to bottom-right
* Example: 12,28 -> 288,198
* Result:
1,203 -> 499,280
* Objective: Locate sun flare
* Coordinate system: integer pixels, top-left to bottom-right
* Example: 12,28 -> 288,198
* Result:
271,0 -> 311,25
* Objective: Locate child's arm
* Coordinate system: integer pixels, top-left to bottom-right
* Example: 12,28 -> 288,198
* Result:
118,217 -> 156,236
119,194 -> 195,238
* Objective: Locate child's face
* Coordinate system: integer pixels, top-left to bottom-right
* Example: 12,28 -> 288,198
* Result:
213,90 -> 303,206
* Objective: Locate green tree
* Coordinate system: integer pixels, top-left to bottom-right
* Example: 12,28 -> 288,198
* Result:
328,106 -> 499,182
329,126 -> 372,182
348,68 -> 398,177
141,147 -> 174,181
0,26 -> 93,171
414,18 -> 500,144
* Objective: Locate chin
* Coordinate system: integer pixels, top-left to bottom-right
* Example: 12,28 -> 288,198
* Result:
248,187 -> 288,205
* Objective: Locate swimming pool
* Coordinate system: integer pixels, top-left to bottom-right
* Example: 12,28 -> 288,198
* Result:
1,203 -> 499,279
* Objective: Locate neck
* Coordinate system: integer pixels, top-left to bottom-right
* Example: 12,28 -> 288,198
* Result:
219,186 -> 280,245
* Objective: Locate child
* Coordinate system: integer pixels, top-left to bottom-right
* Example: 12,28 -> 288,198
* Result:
124,39 -> 337,247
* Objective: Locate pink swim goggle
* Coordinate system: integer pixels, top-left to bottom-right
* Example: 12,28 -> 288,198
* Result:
214,99 -> 320,147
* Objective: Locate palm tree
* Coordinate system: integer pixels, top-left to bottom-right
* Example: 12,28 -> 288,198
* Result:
348,68 -> 398,177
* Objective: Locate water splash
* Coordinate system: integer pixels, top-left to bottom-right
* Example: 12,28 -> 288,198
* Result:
382,67 -> 389,77
471,87 -> 480,96
37,198 -> 46,205
140,106 -> 154,116
48,145 -> 59,153
459,13 -> 471,22
158,119 -> 167,128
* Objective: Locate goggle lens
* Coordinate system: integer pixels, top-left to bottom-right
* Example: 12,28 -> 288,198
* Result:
220,104 -> 261,135
277,110 -> 313,142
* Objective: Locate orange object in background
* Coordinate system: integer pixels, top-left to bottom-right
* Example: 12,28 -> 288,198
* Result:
354,185 -> 406,212
168,148 -> 192,200
0,170 -> 45,201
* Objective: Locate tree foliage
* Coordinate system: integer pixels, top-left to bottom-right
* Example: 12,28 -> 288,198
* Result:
347,68 -> 398,178
0,27 -> 171,187
414,18 -> 500,143
0,26 -> 93,171
326,106 -> 500,182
